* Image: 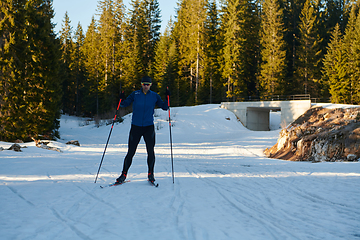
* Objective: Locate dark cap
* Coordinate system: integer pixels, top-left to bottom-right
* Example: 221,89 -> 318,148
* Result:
141,76 -> 152,84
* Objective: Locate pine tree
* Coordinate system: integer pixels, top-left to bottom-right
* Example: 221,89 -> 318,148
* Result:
96,0 -> 126,113
342,5 -> 360,104
122,0 -> 147,92
113,0 -> 126,91
241,0 -> 261,97
83,17 -> 101,115
219,0 -> 246,100
202,0 -> 222,103
352,8 -> 360,104
97,0 -> 116,112
73,23 -> 86,116
219,0 -> 259,100
59,12 -> 75,114
297,0 -> 322,97
154,24 -> 173,95
145,0 -> 161,71
1,0 -> 62,141
0,0 -> 17,140
173,0 -> 208,105
322,24 -> 348,103
259,0 -> 287,96
281,0 -> 306,94
154,19 -> 181,105
172,0 -> 193,105
121,0 -> 161,94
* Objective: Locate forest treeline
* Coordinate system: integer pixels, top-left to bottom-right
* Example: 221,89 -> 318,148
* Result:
1,0 -> 360,141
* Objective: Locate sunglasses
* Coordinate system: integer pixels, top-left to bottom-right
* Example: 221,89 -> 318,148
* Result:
141,83 -> 151,86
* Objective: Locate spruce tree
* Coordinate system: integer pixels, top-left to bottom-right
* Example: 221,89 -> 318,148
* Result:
59,12 -> 75,114
241,0 -> 261,97
297,0 -> 322,97
172,0 -> 193,104
123,0 -> 147,92
0,0 -> 17,140
114,0 -> 126,91
154,25 -> 172,95
342,5 -> 360,104
352,8 -> 360,104
73,23 -> 86,116
1,0 -> 62,141
281,0 -> 306,94
219,0 -> 259,100
202,0 -> 222,103
122,0 -> 161,94
83,17 -> 101,115
97,0 -> 116,111
173,0 -> 207,105
219,0 -> 247,100
322,24 -> 348,103
145,0 -> 161,70
259,0 -> 287,96
96,0 -> 126,112
154,20 -> 180,105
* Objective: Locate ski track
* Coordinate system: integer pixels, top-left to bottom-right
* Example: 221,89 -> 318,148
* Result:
177,153 -> 359,240
6,185 -> 35,207
50,207 -> 93,240
183,164 -> 291,239
210,177 -> 322,240
1,105 -> 360,239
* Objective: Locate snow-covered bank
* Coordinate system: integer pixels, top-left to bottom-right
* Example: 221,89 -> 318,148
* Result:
1,104 -> 359,239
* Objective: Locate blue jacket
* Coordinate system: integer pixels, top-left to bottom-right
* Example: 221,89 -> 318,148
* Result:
120,89 -> 169,127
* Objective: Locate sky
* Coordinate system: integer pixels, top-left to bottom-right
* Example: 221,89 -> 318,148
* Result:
52,0 -> 178,35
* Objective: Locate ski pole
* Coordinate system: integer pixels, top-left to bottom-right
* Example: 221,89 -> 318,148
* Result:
94,92 -> 123,183
167,87 -> 175,184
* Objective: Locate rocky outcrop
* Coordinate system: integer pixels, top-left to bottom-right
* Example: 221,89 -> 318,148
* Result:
265,106 -> 360,162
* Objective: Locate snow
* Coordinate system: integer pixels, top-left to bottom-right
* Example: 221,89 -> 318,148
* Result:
312,102 -> 360,109
1,104 -> 360,239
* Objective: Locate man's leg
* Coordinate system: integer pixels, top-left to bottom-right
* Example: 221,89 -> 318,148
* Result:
122,125 -> 142,174
143,125 -> 156,175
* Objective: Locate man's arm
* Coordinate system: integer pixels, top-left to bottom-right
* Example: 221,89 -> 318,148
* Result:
120,91 -> 135,108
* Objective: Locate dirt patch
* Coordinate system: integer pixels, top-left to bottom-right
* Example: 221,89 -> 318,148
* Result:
264,106 -> 360,162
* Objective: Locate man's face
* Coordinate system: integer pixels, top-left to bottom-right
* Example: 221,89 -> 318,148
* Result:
142,83 -> 151,91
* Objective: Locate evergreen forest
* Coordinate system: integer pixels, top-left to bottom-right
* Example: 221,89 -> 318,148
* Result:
1,0 -> 360,141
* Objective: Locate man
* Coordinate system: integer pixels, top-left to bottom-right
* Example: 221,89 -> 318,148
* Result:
116,76 -> 169,184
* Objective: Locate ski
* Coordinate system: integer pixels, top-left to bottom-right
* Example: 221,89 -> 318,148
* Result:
149,181 -> 159,187
100,180 -> 130,188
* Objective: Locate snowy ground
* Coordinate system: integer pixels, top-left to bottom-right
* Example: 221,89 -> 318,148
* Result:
1,104 -> 360,240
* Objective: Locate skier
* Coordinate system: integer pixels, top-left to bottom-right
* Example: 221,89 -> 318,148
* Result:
116,76 -> 170,184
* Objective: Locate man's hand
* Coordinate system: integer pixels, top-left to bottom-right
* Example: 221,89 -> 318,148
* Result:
165,88 -> 171,97
119,91 -> 125,100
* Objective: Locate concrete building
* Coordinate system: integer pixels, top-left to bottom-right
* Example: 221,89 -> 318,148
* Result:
221,100 -> 311,131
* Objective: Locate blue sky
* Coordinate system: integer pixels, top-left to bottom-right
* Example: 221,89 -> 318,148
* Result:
52,0 -> 178,35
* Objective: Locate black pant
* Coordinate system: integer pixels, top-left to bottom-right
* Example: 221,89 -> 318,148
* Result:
122,124 -> 155,174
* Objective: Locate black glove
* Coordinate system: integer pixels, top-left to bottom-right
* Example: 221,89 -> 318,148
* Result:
119,91 -> 125,100
165,88 -> 171,97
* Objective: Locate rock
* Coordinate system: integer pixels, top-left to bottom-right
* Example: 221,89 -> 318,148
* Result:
66,140 -> 80,146
347,154 -> 357,161
8,144 -> 22,152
